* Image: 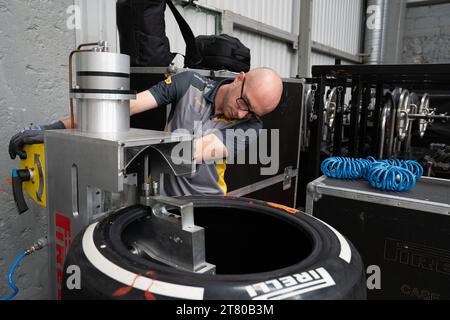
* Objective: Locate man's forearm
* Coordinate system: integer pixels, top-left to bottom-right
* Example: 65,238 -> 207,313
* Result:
130,90 -> 159,116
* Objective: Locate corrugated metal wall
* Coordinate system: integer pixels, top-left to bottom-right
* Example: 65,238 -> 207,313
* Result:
230,29 -> 295,77
312,0 -> 363,56
77,0 -> 365,75
311,52 -> 336,67
190,0 -> 298,77
199,0 -> 294,32
311,0 -> 363,66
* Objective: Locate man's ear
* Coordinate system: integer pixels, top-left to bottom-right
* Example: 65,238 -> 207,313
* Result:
234,72 -> 246,84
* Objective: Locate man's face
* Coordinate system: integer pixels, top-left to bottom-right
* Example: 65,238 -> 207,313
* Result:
223,77 -> 258,120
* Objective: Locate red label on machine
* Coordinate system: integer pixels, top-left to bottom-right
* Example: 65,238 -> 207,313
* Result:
55,213 -> 72,300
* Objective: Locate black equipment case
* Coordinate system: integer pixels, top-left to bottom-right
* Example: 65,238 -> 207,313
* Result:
130,66 -> 304,208
306,176 -> 450,300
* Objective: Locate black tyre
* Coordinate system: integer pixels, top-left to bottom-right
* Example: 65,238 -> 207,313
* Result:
62,196 -> 366,300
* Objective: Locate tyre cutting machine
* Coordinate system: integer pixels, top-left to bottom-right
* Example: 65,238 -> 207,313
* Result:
12,41 -> 216,299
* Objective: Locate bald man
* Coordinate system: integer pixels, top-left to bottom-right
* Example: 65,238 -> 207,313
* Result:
9,68 -> 283,196
127,68 -> 283,196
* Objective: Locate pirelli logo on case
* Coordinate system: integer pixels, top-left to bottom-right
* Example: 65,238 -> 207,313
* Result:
245,267 -> 336,300
384,238 -> 450,275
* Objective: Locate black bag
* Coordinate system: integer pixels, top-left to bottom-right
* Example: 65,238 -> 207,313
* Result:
187,34 -> 251,72
165,0 -> 250,72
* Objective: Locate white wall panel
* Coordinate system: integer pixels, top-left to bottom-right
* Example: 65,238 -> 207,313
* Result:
75,0 -> 118,52
198,0 -> 294,32
312,0 -> 363,55
311,52 -> 336,66
233,29 -> 295,77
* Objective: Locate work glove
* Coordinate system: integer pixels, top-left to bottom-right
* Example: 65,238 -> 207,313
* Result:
9,121 -> 66,160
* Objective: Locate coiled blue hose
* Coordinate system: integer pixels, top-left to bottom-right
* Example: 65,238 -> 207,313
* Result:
322,157 -> 423,192
367,162 -> 416,192
0,251 -> 27,301
367,157 -> 423,179
321,157 -> 373,180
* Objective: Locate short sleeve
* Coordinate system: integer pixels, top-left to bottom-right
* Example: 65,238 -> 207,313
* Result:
148,71 -> 195,107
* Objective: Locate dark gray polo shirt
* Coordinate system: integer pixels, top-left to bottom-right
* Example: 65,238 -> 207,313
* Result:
149,71 -> 263,196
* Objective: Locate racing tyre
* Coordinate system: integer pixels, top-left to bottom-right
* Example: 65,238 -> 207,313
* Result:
62,196 -> 366,300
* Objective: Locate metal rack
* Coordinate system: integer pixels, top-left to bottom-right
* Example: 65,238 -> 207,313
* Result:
304,63 -> 450,188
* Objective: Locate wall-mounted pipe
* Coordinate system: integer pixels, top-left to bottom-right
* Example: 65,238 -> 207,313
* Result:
364,0 -> 388,64
363,0 -> 407,64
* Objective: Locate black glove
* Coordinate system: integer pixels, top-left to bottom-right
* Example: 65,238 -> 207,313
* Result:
9,121 -> 66,160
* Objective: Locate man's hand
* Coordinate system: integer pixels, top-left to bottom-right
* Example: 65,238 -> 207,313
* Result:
9,121 -> 66,160
195,133 -> 228,163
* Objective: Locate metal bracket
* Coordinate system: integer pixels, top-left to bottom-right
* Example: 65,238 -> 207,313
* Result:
140,195 -> 216,274
283,166 -> 294,191
149,195 -> 195,230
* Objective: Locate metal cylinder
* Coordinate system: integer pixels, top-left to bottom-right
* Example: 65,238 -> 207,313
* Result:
364,0 -> 388,64
364,0 -> 407,64
71,51 -> 135,133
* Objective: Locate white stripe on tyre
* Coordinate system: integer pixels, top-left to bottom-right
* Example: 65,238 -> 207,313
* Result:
310,216 -> 352,263
82,222 -> 205,300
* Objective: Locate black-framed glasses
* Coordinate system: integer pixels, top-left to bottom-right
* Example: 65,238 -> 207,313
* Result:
236,78 -> 258,119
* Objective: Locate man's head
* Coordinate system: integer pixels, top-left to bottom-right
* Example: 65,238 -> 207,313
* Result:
220,68 -> 283,120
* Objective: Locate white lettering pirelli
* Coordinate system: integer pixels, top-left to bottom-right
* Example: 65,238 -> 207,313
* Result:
245,268 -> 336,300
309,269 -> 321,280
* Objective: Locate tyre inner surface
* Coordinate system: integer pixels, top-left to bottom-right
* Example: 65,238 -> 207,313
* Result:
122,205 -> 314,275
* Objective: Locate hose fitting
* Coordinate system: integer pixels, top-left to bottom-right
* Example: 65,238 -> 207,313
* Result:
25,237 -> 48,255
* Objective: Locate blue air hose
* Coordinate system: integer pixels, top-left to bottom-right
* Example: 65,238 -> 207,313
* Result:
0,252 -> 27,301
321,157 -> 373,180
1,238 -> 47,301
367,157 -> 423,179
322,157 -> 423,192
367,162 -> 416,192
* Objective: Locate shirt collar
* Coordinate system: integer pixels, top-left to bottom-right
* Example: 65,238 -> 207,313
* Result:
204,78 -> 234,114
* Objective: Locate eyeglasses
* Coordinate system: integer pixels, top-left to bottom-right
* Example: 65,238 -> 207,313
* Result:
236,78 -> 258,119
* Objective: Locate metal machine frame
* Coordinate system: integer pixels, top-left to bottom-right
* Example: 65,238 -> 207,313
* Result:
42,43 -> 215,299
45,128 -> 196,298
